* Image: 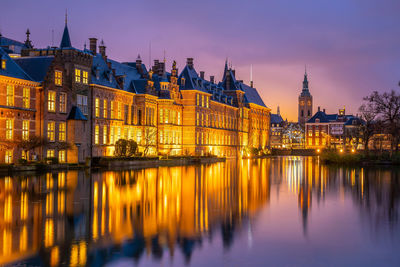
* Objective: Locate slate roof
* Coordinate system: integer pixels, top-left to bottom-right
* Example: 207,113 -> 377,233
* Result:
67,106 -> 87,121
60,24 -> 72,48
178,64 -> 234,106
239,82 -> 267,108
307,110 -> 360,125
14,56 -> 54,82
91,53 -> 120,89
0,47 -> 33,81
270,114 -> 284,124
0,35 -> 27,54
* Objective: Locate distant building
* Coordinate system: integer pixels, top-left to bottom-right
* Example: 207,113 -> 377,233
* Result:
298,70 -> 313,126
305,107 -> 363,150
270,106 -> 284,148
282,122 -> 304,149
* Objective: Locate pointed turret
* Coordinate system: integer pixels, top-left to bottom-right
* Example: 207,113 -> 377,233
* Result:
60,11 -> 72,48
24,29 -> 33,48
302,70 -> 309,92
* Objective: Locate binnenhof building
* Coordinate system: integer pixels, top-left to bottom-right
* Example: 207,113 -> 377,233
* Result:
0,20 -> 270,163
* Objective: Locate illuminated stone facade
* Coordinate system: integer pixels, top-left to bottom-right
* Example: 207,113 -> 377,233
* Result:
0,22 -> 270,163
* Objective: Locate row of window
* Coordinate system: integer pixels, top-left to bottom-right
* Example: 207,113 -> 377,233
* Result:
159,130 -> 181,144
196,94 -> 209,108
196,132 -> 236,146
47,121 -> 66,142
5,85 -> 31,108
5,119 -> 30,140
94,125 -> 143,145
159,108 -> 181,125
4,149 -> 66,163
196,112 -> 237,129
48,91 -> 68,113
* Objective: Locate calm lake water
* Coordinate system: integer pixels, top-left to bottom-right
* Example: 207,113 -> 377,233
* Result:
1,157 -> 400,266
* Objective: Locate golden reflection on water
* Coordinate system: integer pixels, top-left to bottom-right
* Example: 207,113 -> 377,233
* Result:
0,157 -> 398,266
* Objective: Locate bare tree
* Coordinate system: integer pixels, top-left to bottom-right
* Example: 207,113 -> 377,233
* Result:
16,136 -> 49,160
143,128 -> 157,156
358,103 -> 378,154
364,90 -> 400,152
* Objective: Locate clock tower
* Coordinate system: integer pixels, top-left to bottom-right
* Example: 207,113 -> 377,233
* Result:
298,70 -> 313,126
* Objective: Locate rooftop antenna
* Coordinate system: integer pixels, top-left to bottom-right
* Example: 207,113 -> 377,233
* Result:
250,64 -> 253,88
51,29 -> 54,47
149,41 -> 152,69
305,64 -> 307,75
65,9 -> 68,25
163,49 -> 166,63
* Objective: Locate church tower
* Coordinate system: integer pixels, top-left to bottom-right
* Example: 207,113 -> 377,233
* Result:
298,69 -> 313,126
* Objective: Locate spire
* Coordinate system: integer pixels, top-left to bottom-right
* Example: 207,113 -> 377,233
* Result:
24,28 -> 33,48
60,10 -> 71,48
302,67 -> 309,91
250,64 -> 254,88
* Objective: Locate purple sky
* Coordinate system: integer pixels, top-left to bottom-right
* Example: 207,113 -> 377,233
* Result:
1,0 -> 399,120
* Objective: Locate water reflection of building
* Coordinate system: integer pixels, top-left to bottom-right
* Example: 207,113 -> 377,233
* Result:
0,160 -> 271,265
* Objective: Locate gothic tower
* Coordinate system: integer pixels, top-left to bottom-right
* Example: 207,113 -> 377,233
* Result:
298,69 -> 313,126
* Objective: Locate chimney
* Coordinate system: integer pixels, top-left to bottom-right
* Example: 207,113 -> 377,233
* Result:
186,58 -> 194,68
250,81 -> 254,88
323,108 -> 326,113
200,71 -> 205,80
89,38 -> 97,54
210,76 -> 215,84
232,70 -> 236,77
318,106 -> 320,112
99,40 -> 106,59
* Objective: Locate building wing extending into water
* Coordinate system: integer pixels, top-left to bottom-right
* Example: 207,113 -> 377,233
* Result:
0,20 -> 270,163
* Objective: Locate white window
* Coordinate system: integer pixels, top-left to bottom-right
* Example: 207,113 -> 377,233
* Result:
77,94 -> 88,115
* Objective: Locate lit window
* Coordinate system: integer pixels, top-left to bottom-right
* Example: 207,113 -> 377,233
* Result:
75,69 -> 81,83
177,112 -> 181,125
110,126 -> 115,144
48,91 -> 56,112
77,94 -> 88,115
47,149 -> 55,158
110,101 -> 114,119
5,150 -> 13,164
55,70 -> 63,86
95,125 -> 99,144
59,122 -> 66,141
6,119 -> 13,140
137,130 -> 142,144
117,126 -> 121,140
22,150 -> 28,160
1,59 -> 6,69
117,102 -> 122,120
23,88 -> 30,108
47,121 -> 55,142
59,92 -> 67,113
165,109 -> 169,123
22,120 -> 29,140
58,150 -> 66,163
95,98 -> 100,117
160,109 -> 163,123
6,85 -> 14,106
103,100 -> 107,118
103,125 -> 107,144
82,71 -> 88,84
197,94 -> 200,106
160,130 -> 163,144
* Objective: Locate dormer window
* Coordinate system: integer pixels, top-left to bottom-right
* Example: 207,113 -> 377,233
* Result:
1,59 -> 6,70
55,70 -> 62,86
316,118 -> 320,123
181,77 -> 185,86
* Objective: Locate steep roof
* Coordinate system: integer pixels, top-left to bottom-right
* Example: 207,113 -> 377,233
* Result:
60,24 -> 72,48
91,54 -> 120,89
67,106 -> 87,121
0,47 -> 33,81
14,56 -> 54,82
239,82 -> 267,108
271,114 -> 284,124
